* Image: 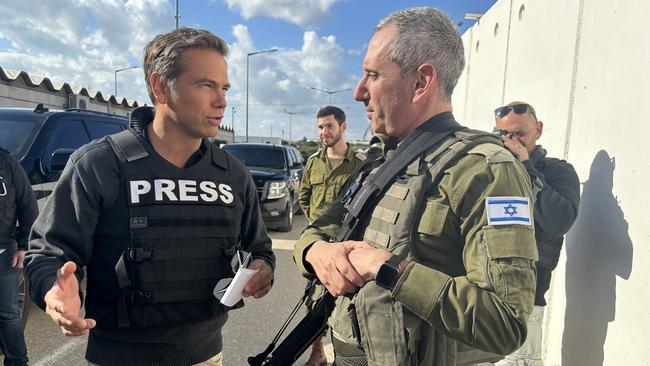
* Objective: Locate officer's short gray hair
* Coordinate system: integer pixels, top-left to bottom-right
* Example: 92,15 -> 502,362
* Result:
376,7 -> 464,101
143,27 -> 229,104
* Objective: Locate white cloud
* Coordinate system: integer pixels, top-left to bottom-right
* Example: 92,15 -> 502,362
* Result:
0,0 -> 172,102
223,0 -> 339,28
224,24 -> 365,141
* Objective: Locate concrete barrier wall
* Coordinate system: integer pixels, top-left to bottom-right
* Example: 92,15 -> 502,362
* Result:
453,1 -> 650,365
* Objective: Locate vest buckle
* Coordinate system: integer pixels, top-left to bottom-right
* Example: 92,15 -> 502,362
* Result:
126,248 -> 154,262
128,290 -> 154,304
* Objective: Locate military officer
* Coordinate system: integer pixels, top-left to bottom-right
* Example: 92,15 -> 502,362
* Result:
294,7 -> 538,366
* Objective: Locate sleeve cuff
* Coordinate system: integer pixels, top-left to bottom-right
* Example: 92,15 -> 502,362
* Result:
392,262 -> 451,320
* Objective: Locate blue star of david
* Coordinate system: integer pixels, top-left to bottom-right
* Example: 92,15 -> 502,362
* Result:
504,204 -> 517,217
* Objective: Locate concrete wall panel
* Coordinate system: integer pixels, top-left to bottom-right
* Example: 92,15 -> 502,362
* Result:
457,0 -> 650,364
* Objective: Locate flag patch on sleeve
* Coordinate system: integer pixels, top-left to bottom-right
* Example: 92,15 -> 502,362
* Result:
485,196 -> 531,226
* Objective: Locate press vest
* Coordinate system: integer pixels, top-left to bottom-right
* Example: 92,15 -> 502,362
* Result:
107,129 -> 240,328
330,129 -> 505,366
0,150 -> 17,247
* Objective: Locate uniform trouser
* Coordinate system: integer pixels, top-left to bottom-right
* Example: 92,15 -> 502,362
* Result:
0,248 -> 28,366
477,305 -> 544,366
87,352 -> 222,366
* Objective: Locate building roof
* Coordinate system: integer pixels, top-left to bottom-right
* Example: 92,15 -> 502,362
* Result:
0,65 -> 142,108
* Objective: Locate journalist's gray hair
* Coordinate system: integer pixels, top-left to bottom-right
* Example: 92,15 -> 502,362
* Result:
376,7 -> 464,102
142,27 -> 229,104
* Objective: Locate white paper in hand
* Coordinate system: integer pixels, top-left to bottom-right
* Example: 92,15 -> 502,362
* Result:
219,266 -> 259,306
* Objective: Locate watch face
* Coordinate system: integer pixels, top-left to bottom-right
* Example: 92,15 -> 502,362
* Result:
376,260 -> 399,290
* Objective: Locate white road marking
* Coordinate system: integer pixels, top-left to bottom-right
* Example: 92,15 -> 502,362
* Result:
272,239 -> 296,250
33,337 -> 86,366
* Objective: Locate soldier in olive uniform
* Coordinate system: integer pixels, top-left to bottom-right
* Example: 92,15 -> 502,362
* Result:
299,106 -> 364,365
299,106 -> 364,225
293,7 -> 538,366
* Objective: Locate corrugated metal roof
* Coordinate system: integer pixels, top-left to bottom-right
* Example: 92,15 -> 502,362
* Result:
0,65 -> 142,108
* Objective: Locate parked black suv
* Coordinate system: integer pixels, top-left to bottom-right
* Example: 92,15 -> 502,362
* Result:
0,104 -> 128,326
222,143 -> 303,232
1,104 -> 128,203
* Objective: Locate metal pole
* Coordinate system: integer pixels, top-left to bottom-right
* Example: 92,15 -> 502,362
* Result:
231,106 -> 236,129
310,87 -> 352,105
245,48 -> 278,143
114,66 -> 139,98
245,54 -> 250,142
289,113 -> 292,143
175,0 -> 179,29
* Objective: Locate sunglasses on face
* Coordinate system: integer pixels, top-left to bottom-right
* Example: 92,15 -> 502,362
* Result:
494,103 -> 537,120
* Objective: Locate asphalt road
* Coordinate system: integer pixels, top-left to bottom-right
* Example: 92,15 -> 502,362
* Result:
3,214 -> 334,365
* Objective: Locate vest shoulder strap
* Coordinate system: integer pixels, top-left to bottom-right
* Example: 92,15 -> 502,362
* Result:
107,129 -> 149,163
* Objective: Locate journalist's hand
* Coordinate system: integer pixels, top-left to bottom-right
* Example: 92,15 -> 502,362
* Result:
44,261 -> 96,336
242,259 -> 273,299
305,240 -> 371,297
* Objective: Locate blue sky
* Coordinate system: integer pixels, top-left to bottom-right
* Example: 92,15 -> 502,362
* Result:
0,0 -> 496,141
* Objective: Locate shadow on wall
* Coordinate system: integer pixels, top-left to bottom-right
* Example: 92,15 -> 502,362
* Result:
561,150 -> 633,366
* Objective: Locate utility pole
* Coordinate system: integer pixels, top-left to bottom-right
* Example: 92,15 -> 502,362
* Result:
175,0 -> 180,29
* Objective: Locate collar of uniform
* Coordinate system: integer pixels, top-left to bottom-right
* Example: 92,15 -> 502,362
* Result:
319,142 -> 354,162
415,111 -> 460,134
130,106 -> 211,169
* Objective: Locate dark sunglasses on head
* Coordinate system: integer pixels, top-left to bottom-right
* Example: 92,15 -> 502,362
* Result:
494,103 -> 537,120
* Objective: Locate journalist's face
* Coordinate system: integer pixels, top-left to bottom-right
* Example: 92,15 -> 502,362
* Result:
163,48 -> 229,139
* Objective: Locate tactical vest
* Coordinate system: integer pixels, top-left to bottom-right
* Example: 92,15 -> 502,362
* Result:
330,129 -> 505,366
0,150 -> 17,248
107,130 -> 239,328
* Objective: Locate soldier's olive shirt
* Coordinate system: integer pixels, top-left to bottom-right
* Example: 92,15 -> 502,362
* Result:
299,144 -> 364,223
294,125 -> 538,356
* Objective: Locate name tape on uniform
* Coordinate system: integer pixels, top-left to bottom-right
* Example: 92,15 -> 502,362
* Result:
485,196 -> 531,226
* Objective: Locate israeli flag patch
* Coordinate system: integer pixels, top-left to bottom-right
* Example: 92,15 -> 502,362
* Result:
485,196 -> 531,226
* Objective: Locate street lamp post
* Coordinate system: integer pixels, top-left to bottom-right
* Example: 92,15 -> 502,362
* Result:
310,87 -> 352,105
114,66 -> 139,97
246,48 -> 278,142
283,108 -> 299,143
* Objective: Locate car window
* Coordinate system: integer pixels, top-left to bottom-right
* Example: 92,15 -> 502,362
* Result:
86,120 -> 124,140
0,118 -> 38,156
223,146 -> 286,170
44,120 -> 91,168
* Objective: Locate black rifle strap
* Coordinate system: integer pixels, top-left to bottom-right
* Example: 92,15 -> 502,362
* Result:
337,116 -> 461,242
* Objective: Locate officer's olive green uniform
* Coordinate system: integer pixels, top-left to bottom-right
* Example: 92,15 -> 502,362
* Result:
294,116 -> 537,366
299,144 -> 364,223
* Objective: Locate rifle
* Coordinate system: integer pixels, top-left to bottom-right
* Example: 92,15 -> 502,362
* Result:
249,115 -> 461,365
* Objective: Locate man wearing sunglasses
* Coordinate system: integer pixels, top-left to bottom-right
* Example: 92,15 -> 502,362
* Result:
493,101 -> 580,366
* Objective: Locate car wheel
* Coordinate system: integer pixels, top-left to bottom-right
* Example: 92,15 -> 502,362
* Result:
277,199 -> 294,232
18,269 -> 30,326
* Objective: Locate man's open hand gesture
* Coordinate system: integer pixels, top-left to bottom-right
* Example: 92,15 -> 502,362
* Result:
44,261 -> 96,336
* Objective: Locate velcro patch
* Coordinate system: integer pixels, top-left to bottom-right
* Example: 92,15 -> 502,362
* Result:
485,196 -> 531,226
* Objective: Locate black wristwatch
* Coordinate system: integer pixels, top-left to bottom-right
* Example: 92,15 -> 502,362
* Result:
375,255 -> 402,290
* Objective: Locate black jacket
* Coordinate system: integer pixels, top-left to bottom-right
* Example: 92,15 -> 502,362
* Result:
0,148 -> 38,251
26,108 -> 275,365
524,146 -> 580,305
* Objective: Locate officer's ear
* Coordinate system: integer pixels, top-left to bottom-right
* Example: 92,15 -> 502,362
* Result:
412,64 -> 436,104
340,121 -> 347,134
149,72 -> 169,105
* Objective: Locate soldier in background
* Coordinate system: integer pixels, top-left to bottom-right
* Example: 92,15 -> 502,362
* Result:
299,106 -> 363,365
